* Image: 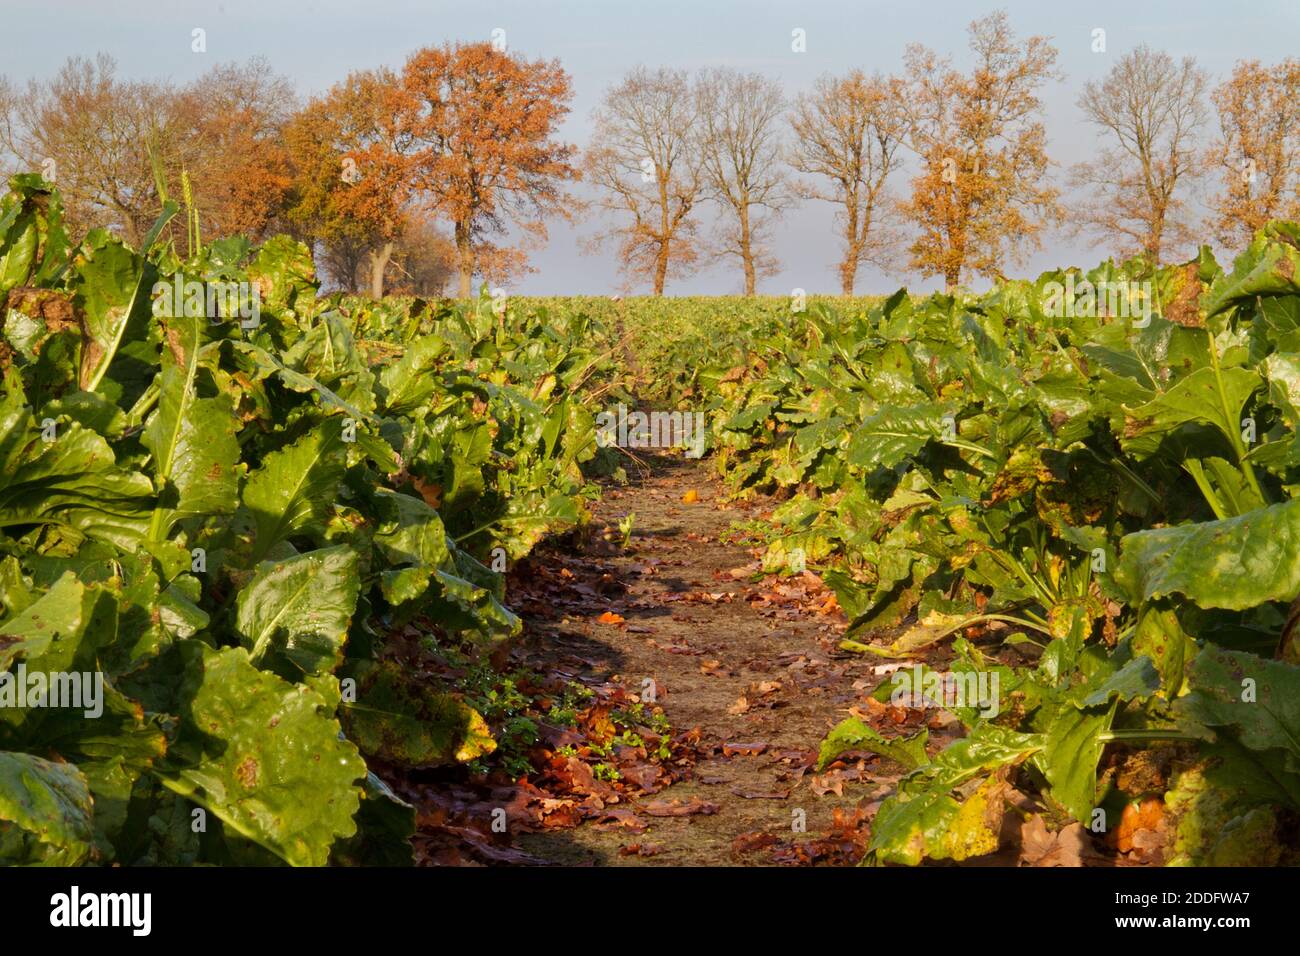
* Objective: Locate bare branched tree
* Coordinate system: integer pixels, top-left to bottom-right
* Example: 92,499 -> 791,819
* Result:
585,66 -> 703,295
2,54 -> 192,244
1072,45 -> 1209,263
789,70 -> 904,295
1,54 -> 295,246
0,76 -> 21,178
695,68 -> 789,295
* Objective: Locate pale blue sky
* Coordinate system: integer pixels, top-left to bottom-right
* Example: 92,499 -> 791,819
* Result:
3,0 -> 1297,294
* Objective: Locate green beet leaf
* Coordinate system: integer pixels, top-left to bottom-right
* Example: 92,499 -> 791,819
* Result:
1115,499 -> 1300,610
1177,646 -> 1300,773
240,423 -> 346,565
847,403 -> 948,471
816,718 -> 928,772
0,381 -> 153,550
0,751 -> 95,865
141,315 -> 242,539
236,545 -> 360,675
0,573 -> 92,672
340,659 -> 495,767
162,643 -> 365,867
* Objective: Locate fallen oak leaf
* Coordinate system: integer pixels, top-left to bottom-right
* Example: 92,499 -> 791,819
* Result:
412,476 -> 442,509
680,590 -> 733,604
1020,816 -> 1087,867
537,722 -> 584,749
722,742 -> 769,756
593,809 -> 647,832
641,798 -> 720,817
1129,826 -> 1168,863
647,638 -> 699,655
809,772 -> 845,797
1112,797 -> 1166,854
617,762 -> 663,792
538,800 -> 583,828
563,757 -> 617,799
732,831 -> 780,854
619,843 -> 663,857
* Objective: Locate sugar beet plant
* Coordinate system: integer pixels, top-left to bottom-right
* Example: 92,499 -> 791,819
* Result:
701,224 -> 1300,865
0,175 -> 611,865
520,295 -> 883,405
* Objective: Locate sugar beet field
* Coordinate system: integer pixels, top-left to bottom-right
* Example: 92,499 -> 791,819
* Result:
4,172 -> 1300,873
1,13 -> 1299,925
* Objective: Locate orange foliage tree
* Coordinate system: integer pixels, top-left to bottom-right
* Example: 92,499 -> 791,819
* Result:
181,58 -> 295,242
286,44 -> 576,298
898,12 -> 1060,290
1207,58 -> 1300,249
285,67 -> 416,296
0,54 -> 294,247
400,42 -> 578,298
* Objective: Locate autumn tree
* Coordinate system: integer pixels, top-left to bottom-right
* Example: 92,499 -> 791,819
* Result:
0,54 -> 191,244
284,67 -> 414,297
386,214 -> 457,296
285,45 -> 575,299
0,54 -> 295,247
789,70 -> 904,295
0,77 -> 19,178
1207,58 -> 1300,249
899,12 -> 1060,290
585,66 -> 704,295
696,68 -> 790,295
179,58 -> 295,242
400,42 -> 578,298
1072,46 -> 1209,263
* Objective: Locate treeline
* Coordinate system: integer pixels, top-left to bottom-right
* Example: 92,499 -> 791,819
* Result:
2,11 -> 1297,296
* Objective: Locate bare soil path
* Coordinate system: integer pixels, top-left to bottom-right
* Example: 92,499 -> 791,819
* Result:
513,454 -> 887,865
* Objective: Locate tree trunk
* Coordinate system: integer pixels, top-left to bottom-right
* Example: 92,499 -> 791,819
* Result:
455,221 -> 474,299
740,205 -> 755,296
839,256 -> 855,296
369,241 -> 394,298
654,174 -> 672,296
944,267 -> 960,294
840,201 -> 862,296
653,242 -> 669,296
1147,217 -> 1164,266
344,246 -> 364,293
